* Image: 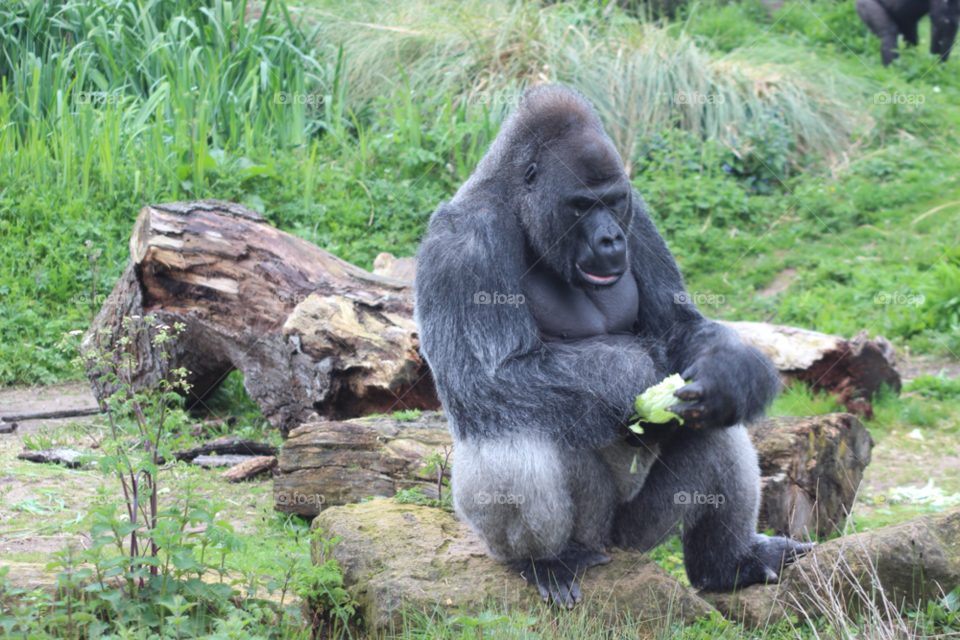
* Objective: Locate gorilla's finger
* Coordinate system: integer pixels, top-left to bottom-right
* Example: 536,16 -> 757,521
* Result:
674,381 -> 704,402
669,402 -> 705,420
681,365 -> 697,380
557,582 -> 574,609
763,568 -> 778,583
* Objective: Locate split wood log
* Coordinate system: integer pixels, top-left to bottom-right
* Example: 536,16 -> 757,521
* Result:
82,200 -> 439,436
173,436 -> 276,462
221,455 -> 278,482
275,411 -> 872,539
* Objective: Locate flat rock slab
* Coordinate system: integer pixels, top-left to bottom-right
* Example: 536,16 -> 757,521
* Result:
312,500 -> 714,633
701,506 -> 960,627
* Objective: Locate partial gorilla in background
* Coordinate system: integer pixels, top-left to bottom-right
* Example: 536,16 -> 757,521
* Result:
415,85 -> 811,608
857,0 -> 959,64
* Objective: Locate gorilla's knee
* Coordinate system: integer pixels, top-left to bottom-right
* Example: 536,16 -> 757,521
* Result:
452,435 -> 574,561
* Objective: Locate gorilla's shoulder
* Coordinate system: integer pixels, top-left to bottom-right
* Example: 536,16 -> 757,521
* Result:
420,197 -> 524,274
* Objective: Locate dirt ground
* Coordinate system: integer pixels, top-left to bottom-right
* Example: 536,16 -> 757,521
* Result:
2,358 -> 959,562
0,382 -> 276,567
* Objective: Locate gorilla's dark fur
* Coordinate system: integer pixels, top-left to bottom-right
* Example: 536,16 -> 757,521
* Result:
857,0 -> 959,64
415,86 -> 811,608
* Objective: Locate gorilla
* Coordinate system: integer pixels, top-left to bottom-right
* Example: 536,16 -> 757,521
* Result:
414,85 -> 812,608
857,0 -> 959,65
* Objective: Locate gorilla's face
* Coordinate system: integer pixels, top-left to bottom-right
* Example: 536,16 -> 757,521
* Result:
522,129 -> 632,288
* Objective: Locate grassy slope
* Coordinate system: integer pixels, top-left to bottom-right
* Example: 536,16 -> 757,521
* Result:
1,0 -> 960,637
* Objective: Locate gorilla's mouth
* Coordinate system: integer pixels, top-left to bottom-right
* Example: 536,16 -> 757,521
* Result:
576,264 -> 623,286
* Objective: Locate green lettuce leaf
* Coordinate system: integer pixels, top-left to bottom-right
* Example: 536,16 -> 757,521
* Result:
629,374 -> 687,433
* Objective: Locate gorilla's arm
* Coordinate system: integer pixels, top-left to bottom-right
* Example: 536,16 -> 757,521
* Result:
416,202 -> 659,450
627,199 -> 780,428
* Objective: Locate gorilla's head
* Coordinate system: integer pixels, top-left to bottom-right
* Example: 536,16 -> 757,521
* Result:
490,86 -> 632,288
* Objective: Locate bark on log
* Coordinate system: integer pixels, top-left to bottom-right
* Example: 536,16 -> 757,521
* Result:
721,321 -> 901,417
221,455 -> 278,482
172,436 -> 277,462
275,411 -> 872,539
749,413 -> 874,538
82,200 -> 438,435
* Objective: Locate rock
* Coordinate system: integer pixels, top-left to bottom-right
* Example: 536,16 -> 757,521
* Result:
277,411 -> 870,540
17,448 -> 86,468
275,411 -> 451,517
221,455 -> 278,481
312,500 -> 714,633
700,506 -> 960,627
192,454 -> 255,468
750,413 -> 873,538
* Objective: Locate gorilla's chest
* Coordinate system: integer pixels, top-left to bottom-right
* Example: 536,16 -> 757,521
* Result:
521,267 -> 639,340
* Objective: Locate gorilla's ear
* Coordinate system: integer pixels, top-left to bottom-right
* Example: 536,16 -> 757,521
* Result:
524,163 -> 537,186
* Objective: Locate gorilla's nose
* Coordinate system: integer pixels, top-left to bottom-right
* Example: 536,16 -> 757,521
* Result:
592,225 -> 626,264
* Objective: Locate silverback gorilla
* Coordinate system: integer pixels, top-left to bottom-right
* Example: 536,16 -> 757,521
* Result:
857,0 -> 959,64
414,86 -> 812,608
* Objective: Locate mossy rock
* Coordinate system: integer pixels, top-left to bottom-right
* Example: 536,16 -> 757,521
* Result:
311,499 -> 714,633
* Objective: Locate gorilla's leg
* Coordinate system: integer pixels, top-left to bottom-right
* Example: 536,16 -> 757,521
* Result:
452,434 -> 617,607
611,427 -> 813,591
857,0 -> 903,64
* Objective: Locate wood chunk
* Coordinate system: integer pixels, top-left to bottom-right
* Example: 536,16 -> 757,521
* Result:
278,411 -> 871,536
0,422 -> 18,434
750,413 -> 874,538
192,454 -> 255,468
220,455 -> 278,482
17,449 -> 86,468
82,200 -> 438,436
173,436 -> 276,462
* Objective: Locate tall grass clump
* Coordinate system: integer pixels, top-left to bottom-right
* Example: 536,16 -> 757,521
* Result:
304,0 -> 865,170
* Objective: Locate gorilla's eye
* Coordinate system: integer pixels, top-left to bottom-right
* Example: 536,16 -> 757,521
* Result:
524,163 -> 537,185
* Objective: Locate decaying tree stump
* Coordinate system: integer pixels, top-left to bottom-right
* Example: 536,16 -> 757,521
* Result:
275,410 -> 872,539
82,200 -> 439,435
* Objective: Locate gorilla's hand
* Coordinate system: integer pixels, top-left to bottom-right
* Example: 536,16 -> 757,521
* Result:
668,357 -> 744,429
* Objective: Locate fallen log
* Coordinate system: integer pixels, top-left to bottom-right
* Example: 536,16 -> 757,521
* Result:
17,448 -> 86,468
173,436 -> 276,462
722,322 -> 901,416
87,201 -> 898,432
82,200 -> 438,436
275,410 -> 872,538
221,455 -> 278,482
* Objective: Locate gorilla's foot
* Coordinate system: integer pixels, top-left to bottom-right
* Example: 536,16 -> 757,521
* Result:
509,541 -> 611,609
735,535 -> 815,589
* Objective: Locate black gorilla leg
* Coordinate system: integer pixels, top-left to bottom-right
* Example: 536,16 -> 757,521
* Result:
611,427 -> 813,591
857,0 -> 903,64
452,434 -> 619,608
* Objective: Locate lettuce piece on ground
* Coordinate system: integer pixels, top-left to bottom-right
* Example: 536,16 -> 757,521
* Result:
629,373 -> 687,433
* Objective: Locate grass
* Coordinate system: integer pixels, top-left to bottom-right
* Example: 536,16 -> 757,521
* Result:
2,0 -> 960,636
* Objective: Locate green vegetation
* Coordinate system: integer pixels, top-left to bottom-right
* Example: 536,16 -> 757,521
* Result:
2,0 -> 960,637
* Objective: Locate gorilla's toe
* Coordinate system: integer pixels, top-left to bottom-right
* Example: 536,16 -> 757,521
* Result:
510,542 -> 610,608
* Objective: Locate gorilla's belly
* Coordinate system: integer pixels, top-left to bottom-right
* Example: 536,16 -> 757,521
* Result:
521,267 -> 640,340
